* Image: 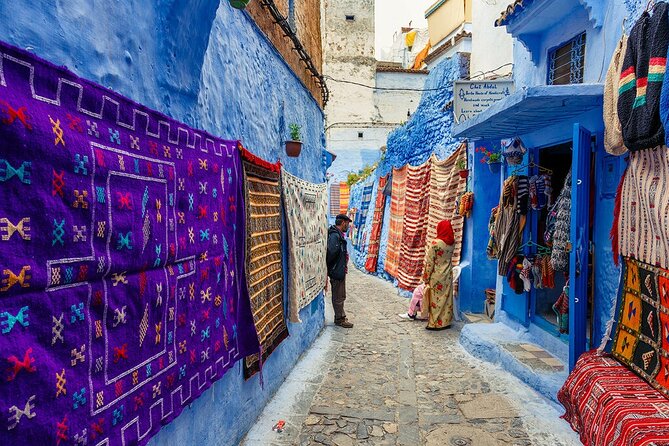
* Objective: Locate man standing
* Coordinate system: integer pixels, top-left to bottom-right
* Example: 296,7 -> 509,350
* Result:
327,214 -> 353,328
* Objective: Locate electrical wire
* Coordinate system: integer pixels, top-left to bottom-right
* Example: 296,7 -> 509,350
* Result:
324,63 -> 514,92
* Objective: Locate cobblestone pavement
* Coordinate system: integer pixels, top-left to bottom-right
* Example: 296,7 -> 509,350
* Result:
242,267 -> 581,446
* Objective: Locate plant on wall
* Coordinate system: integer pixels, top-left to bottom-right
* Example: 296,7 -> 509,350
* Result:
286,123 -> 303,157
476,144 -> 503,173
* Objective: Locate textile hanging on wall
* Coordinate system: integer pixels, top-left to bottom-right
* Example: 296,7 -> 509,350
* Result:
612,257 -> 669,397
240,148 -> 288,379
354,184 -> 373,247
426,146 -> 467,265
0,42 -> 259,445
397,160 -> 432,291
616,148 -> 669,268
385,166 -> 408,278
281,170 -> 328,323
365,175 -> 389,273
558,351 -> 669,446
339,182 -> 350,215
329,183 -> 341,218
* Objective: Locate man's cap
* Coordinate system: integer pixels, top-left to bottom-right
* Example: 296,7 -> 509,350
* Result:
335,214 -> 352,222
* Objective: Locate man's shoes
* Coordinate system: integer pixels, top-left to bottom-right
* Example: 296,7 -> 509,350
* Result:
335,319 -> 354,328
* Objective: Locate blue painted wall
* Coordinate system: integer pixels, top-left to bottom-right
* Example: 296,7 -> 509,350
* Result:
458,142 -> 501,313
0,2 -> 326,445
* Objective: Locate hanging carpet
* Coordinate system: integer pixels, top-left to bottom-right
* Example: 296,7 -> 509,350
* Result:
397,160 -> 432,291
0,42 -> 259,445
281,170 -> 328,323
354,184 -> 373,248
240,148 -> 288,379
339,182 -> 350,214
615,147 -> 669,268
365,175 -> 389,273
426,145 -> 467,266
329,182 -> 341,218
385,166 -> 408,278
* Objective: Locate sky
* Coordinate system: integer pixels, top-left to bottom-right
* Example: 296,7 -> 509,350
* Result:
375,0 -> 434,59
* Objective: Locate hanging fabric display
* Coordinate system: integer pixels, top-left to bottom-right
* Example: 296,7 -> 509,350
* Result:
329,182 -> 341,218
0,42 -> 260,446
339,182 -> 350,214
354,184 -> 374,247
486,206 -> 499,259
619,1 -> 669,152
552,279 -> 570,334
397,160 -> 432,290
426,146 -> 468,265
281,170 -> 328,323
615,148 -> 669,268
458,191 -> 474,218
547,170 -> 572,272
604,33 -> 629,155
612,257 -> 669,397
240,148 -> 289,378
495,177 -> 524,275
385,166 -> 407,278
365,175 -> 389,273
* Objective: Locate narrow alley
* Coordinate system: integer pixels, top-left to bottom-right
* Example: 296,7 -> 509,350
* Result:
243,267 -> 580,446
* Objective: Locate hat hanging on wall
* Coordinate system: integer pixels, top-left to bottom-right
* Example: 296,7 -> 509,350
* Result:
501,137 -> 527,165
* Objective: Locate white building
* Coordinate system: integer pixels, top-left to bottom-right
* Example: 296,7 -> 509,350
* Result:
322,0 -> 427,184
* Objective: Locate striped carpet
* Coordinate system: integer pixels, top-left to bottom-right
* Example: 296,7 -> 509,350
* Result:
397,160 -> 432,291
365,175 -> 389,273
426,144 -> 468,266
385,166 -> 408,278
329,183 -> 341,218
559,351 -> 669,446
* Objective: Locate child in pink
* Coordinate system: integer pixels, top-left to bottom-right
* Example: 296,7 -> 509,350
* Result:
399,283 -> 426,320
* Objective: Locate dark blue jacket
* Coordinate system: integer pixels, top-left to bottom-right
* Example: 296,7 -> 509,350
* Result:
326,225 -> 347,281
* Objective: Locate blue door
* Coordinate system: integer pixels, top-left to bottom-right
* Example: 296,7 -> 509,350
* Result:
569,124 -> 592,370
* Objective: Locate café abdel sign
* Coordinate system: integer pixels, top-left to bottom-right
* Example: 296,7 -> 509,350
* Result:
453,80 -> 514,123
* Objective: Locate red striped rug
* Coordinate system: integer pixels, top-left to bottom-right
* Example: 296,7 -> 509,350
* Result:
385,166 -> 408,278
397,161 -> 432,290
365,175 -> 389,273
559,350 -> 669,446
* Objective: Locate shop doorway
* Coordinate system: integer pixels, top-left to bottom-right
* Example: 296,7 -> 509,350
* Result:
530,143 -> 572,334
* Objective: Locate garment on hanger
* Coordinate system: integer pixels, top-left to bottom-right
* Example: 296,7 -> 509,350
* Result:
550,170 -> 573,272
604,33 -> 629,155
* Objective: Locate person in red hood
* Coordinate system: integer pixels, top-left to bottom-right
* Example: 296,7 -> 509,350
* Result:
423,220 -> 456,330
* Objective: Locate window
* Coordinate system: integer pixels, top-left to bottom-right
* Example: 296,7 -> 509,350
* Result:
547,33 -> 586,85
358,132 -> 364,139
345,15 -> 355,21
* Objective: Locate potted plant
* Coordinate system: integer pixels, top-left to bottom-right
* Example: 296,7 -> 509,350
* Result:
229,0 -> 251,9
286,123 -> 303,157
476,145 -> 503,173
456,158 -> 469,179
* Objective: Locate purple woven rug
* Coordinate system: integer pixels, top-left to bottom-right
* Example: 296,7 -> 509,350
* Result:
0,42 -> 259,445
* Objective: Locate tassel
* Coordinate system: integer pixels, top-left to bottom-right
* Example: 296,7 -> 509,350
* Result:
610,166 -> 628,267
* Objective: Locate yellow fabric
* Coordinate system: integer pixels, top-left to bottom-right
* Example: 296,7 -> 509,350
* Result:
405,30 -> 417,48
423,239 -> 454,328
412,42 -> 432,70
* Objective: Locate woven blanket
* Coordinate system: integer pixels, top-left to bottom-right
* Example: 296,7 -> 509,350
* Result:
329,183 -> 340,218
0,42 -> 259,445
365,175 -> 388,273
241,149 -> 288,378
426,145 -> 467,265
611,257 -> 669,396
339,182 -> 350,215
385,167 -> 407,278
558,351 -> 669,446
281,170 -> 327,323
354,185 -> 373,248
617,147 -> 669,268
397,161 -> 432,290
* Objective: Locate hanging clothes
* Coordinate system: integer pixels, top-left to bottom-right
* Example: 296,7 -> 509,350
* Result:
550,170 -> 573,272
496,177 -> 524,275
552,278 -> 570,334
618,2 -> 669,151
487,206 -> 499,259
604,33 -> 629,155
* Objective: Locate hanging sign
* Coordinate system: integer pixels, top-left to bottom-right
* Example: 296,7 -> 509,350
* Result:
453,80 -> 515,123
